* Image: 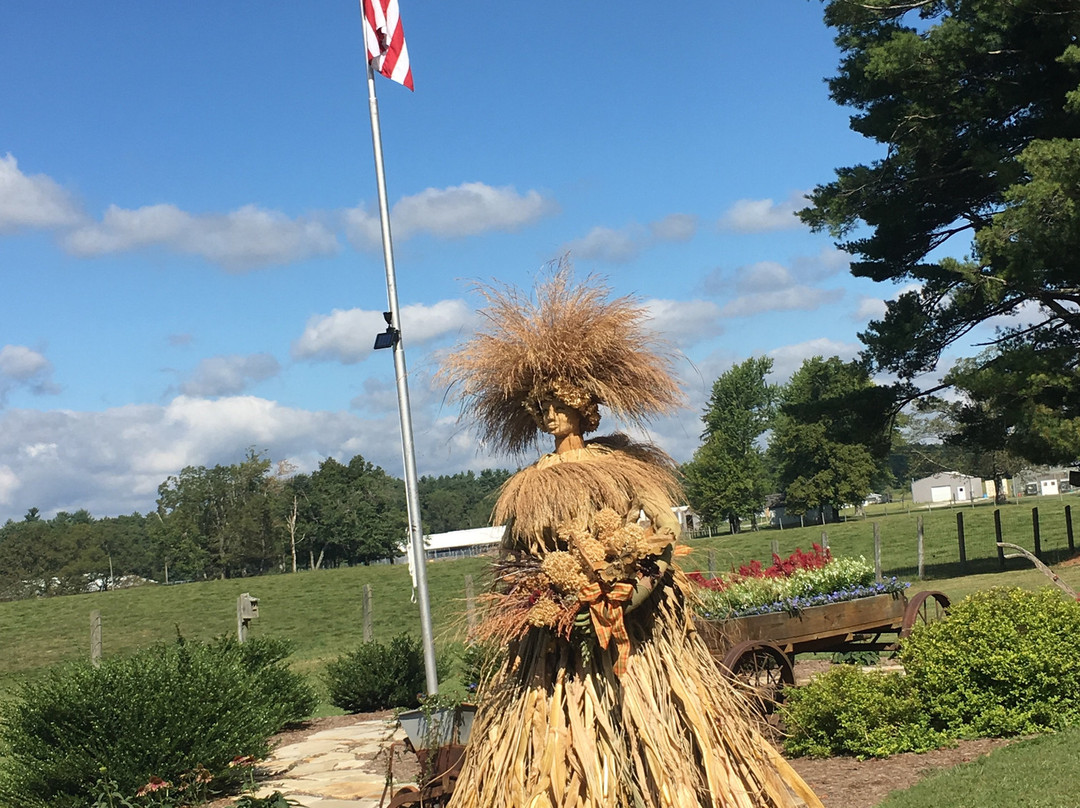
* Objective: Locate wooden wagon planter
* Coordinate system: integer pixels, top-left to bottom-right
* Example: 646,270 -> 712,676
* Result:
699,589 -> 951,710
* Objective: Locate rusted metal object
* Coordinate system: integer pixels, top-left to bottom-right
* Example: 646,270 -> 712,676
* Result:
387,743 -> 467,808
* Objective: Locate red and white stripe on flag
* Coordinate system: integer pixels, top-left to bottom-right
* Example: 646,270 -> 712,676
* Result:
362,0 -> 413,91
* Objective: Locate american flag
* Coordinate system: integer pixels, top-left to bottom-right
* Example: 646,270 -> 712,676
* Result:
362,0 -> 413,91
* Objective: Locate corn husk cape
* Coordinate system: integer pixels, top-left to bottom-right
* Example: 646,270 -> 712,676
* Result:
441,271 -> 821,808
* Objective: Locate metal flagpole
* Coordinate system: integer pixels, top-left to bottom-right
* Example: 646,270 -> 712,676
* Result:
365,58 -> 439,696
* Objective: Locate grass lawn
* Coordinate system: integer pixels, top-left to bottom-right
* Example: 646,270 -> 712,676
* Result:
877,726 -> 1080,807
0,555 -> 492,701
1,496 -> 1078,703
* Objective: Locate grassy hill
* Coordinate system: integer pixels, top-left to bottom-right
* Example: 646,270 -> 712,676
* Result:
2,494 -> 1078,707
682,493 -> 1079,582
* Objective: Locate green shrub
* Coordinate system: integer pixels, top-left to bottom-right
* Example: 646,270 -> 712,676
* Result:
0,636 -> 316,808
780,665 -> 950,758
901,587 -> 1080,736
324,633 -> 427,713
460,639 -> 506,698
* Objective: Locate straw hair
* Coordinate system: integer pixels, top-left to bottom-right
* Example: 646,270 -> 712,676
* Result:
438,264 -> 683,455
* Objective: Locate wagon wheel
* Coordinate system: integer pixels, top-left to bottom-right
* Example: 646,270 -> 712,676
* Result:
721,640 -> 795,713
388,785 -> 422,808
390,784 -> 453,808
900,590 -> 950,637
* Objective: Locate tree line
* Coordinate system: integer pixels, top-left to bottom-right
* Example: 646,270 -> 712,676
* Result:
0,453 -> 510,601
682,352 -> 1062,534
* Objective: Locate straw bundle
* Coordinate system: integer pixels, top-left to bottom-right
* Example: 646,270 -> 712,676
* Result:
440,269 -> 821,808
450,585 -> 816,808
493,435 -> 683,553
437,266 -> 682,455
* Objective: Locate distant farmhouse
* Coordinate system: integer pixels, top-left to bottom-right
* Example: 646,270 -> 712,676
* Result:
1014,467 -> 1075,498
910,467 -> 1075,505
910,471 -> 986,505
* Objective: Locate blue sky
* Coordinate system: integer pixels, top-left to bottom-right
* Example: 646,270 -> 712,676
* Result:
0,0 -> 920,521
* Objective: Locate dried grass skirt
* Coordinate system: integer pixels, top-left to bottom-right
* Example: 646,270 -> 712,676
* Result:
448,588 -> 821,808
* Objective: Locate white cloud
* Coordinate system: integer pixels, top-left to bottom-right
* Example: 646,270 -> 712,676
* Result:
63,203 -> 339,270
854,296 -> 888,321
699,251 -> 844,316
643,299 -> 724,348
564,225 -> 645,263
0,345 -> 51,379
0,464 -> 17,507
0,389 -> 526,521
720,286 -> 835,317
292,299 -> 473,364
178,353 -> 281,397
563,213 -> 700,264
649,213 -> 699,242
0,399 -> 367,518
344,182 -> 557,248
719,190 -> 807,233
733,261 -> 796,294
791,246 -> 850,280
0,345 -> 60,405
767,337 -> 862,382
0,154 -> 84,233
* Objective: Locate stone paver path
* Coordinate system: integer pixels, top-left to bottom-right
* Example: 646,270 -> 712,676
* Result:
252,716 -> 412,807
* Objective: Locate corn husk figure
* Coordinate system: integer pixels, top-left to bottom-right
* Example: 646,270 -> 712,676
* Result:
440,268 -> 822,808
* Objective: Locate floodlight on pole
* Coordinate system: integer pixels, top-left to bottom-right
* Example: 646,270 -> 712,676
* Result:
374,310 -> 400,350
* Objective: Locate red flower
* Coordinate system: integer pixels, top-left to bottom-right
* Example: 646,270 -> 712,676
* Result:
686,571 -> 725,591
135,776 -> 171,797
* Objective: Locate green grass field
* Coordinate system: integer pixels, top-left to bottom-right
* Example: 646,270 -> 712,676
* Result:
2,495 -> 1078,702
2,504 -> 1079,804
0,555 -> 492,702
876,726 -> 1080,808
682,493 -> 1080,585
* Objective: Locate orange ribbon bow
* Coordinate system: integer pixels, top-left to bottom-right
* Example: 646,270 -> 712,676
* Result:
579,581 -> 635,675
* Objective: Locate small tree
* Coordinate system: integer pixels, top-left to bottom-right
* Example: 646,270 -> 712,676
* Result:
769,357 -> 896,520
683,357 -> 774,533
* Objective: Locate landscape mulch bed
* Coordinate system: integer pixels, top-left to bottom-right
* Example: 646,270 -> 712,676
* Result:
789,737 -> 1013,807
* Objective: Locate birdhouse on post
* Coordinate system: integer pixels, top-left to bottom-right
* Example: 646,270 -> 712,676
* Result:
237,593 -> 259,643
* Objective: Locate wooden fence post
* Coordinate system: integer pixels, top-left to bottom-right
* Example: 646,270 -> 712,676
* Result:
1032,507 -> 1042,559
1067,505 -> 1075,553
464,575 -> 477,638
707,548 -> 716,579
917,515 -> 925,580
820,531 -> 829,550
363,584 -> 373,642
995,509 -> 1005,569
956,512 -> 967,566
770,539 -> 780,557
90,610 -> 102,668
873,522 -> 882,582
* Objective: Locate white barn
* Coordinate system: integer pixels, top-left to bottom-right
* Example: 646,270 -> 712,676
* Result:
910,471 -> 984,504
423,525 -> 504,560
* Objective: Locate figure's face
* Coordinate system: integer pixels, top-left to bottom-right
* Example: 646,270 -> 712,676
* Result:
538,398 -> 582,438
